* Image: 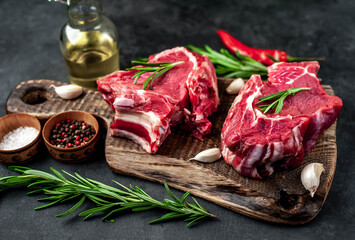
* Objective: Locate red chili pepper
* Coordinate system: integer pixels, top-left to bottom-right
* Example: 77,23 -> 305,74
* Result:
217,30 -> 323,66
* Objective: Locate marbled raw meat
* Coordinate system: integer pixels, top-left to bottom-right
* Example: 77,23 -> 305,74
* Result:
221,62 -> 342,179
98,47 -> 219,153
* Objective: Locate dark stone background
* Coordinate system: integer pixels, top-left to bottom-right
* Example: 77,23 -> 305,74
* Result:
0,0 -> 354,239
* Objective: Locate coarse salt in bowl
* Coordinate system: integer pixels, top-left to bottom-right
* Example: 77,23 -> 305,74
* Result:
0,113 -> 42,164
0,126 -> 39,150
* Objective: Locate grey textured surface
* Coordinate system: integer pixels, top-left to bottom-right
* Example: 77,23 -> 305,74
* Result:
0,0 -> 354,239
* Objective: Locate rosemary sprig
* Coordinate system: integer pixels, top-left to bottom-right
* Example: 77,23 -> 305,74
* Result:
126,60 -> 184,90
257,87 -> 311,114
186,45 -> 268,78
0,166 -> 215,227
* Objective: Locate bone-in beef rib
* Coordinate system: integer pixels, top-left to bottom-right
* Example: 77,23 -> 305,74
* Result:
98,47 -> 219,153
221,61 -> 342,179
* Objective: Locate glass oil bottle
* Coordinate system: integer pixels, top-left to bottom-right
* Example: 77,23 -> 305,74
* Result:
59,0 -> 119,90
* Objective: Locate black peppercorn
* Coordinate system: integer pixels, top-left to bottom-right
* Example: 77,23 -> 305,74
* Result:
49,119 -> 96,148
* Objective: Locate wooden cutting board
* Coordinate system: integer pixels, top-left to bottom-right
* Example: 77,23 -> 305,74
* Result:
6,79 -> 337,225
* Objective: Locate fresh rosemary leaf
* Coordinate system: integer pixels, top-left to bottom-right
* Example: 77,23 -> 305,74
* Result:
180,191 -> 191,203
56,195 -> 86,217
8,166 -> 31,172
130,60 -> 173,67
79,203 -> 118,217
133,71 -> 144,84
164,198 -> 182,208
164,181 -> 182,204
98,189 -> 127,202
133,186 -> 150,197
60,194 -> 82,203
60,170 -> 81,183
149,212 -> 188,224
257,91 -> 285,103
74,172 -> 96,188
257,87 -> 311,114
37,195 -> 66,201
86,194 -> 111,205
133,57 -> 149,63
142,68 -> 159,90
50,167 -> 67,181
83,213 -> 94,221
126,67 -> 159,71
112,180 -> 131,192
35,198 -> 64,210
192,197 -> 205,211
275,94 -> 287,114
186,215 -> 206,227
27,180 -> 53,188
186,45 -> 268,78
101,207 -> 130,221
0,166 -> 215,227
126,60 -> 184,90
132,205 -> 156,212
24,170 -> 62,182
27,188 -> 48,195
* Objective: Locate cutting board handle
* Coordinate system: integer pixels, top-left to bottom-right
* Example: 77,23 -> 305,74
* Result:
6,79 -> 112,127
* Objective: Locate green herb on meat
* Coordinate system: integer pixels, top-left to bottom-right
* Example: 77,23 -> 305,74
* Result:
257,87 -> 311,114
0,166 -> 215,227
186,45 -> 268,78
126,60 -> 184,90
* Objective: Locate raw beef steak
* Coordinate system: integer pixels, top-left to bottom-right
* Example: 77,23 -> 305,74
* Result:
221,61 -> 342,179
98,47 -> 219,153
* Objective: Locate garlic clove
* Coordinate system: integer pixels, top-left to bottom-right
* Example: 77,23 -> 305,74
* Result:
189,148 -> 221,163
50,84 -> 83,100
301,163 -> 325,197
226,78 -> 245,94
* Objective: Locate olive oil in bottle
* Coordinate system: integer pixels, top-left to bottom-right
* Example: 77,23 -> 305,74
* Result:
59,0 -> 119,90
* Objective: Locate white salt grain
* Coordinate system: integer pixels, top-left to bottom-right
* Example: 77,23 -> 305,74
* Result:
0,126 -> 39,150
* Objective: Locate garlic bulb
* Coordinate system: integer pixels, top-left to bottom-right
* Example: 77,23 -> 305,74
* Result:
301,163 -> 325,197
226,78 -> 245,94
189,148 -> 221,163
50,84 -> 83,100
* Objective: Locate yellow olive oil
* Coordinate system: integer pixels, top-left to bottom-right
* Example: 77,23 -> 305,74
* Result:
63,30 -> 119,90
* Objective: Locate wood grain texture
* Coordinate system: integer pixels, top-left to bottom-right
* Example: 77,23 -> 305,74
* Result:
6,79 -> 337,225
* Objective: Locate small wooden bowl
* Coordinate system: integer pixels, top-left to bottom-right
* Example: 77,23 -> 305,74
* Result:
42,111 -> 99,163
0,113 -> 42,164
